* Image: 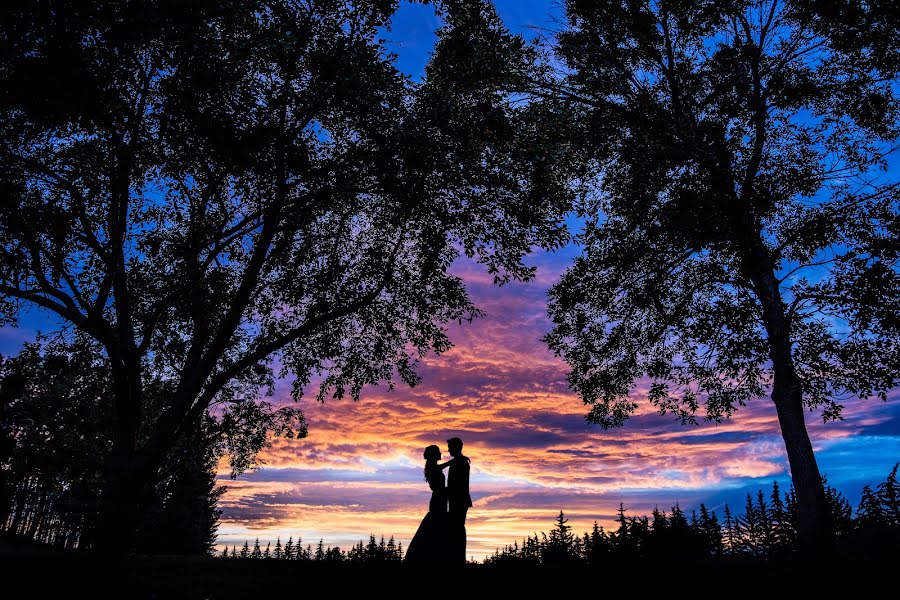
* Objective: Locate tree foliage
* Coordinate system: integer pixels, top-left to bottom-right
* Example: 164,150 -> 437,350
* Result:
542,0 -> 900,553
545,0 -> 900,427
0,0 -> 572,552
0,337 -> 232,552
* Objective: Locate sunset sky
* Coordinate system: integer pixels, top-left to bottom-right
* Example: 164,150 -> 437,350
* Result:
2,1 -> 899,561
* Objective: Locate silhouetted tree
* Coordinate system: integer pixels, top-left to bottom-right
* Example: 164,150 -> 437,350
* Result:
240,540 -> 249,559
136,413 -> 225,555
0,0 -> 573,554
584,521 -> 610,565
1,337 -> 231,553
768,481 -> 794,557
723,505 -> 738,554
824,478 -> 854,536
544,0 -> 900,557
283,535 -> 295,560
0,337 -> 111,548
314,539 -> 325,562
878,463 -> 900,525
698,504 -> 724,557
856,485 -> 884,529
757,491 -> 777,555
544,511 -> 576,565
251,538 -> 262,559
738,494 -> 763,558
273,537 -> 282,560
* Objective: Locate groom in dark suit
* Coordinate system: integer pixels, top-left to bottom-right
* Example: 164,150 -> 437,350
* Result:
446,437 -> 472,564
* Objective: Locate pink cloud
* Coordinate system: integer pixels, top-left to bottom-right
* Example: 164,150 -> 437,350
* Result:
216,256 -> 900,558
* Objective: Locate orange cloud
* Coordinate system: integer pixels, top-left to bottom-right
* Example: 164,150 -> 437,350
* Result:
215,257 -> 900,559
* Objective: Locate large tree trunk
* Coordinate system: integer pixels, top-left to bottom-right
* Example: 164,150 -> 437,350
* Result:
771,378 -> 832,555
94,362 -> 144,556
94,443 -> 142,555
749,250 -> 833,557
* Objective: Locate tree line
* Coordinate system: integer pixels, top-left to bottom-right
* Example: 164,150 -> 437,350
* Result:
486,466 -> 900,565
0,339 -> 226,554
219,534 -> 404,564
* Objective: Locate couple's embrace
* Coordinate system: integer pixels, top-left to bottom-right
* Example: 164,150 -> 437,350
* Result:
405,437 -> 472,564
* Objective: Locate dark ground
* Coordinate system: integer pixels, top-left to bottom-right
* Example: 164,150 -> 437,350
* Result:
1,536 -> 893,599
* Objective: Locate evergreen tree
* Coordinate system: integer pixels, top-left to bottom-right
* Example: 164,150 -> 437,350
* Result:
386,536 -> 398,561
723,505 -> 738,554
230,546 -> 237,559
698,504 -> 723,557
878,463 -> 900,525
315,539 -> 326,561
768,481 -> 794,556
240,540 -> 249,559
785,486 -> 801,544
823,478 -> 853,536
756,490 -> 775,557
136,414 -> 225,555
220,547 -> 228,559
284,536 -> 295,560
613,502 -> 639,558
585,521 -> 609,565
572,532 -> 584,561
649,506 -> 670,557
273,537 -> 282,560
366,534 -> 379,562
350,540 -> 366,564
251,538 -> 262,559
739,494 -> 762,558
263,541 -> 271,559
545,511 -> 575,565
669,503 -> 689,549
856,485 -> 885,528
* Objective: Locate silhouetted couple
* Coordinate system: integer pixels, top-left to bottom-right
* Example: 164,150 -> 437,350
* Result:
405,437 -> 472,565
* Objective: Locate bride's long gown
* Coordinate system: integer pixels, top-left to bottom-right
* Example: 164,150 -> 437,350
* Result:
404,466 -> 447,562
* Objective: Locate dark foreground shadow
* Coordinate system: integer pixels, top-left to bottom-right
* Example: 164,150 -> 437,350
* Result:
4,542 -> 899,600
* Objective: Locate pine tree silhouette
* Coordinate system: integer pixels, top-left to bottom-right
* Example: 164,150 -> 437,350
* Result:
284,535 -> 295,560
755,490 -> 775,555
877,463 -> 900,525
856,485 -> 884,528
273,537 -> 282,559
768,482 -> 793,556
823,477 -> 853,535
722,505 -> 738,553
240,540 -> 249,559
315,539 -> 325,561
545,511 -> 575,565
